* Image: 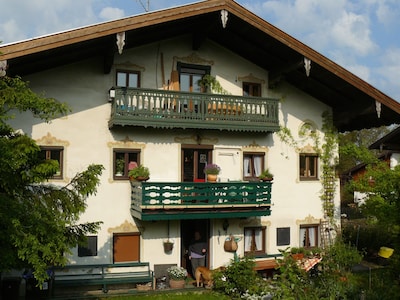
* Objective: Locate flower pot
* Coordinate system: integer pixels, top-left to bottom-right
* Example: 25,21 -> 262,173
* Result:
291,253 -> 304,260
207,174 -> 218,182
260,177 -> 273,182
130,176 -> 149,182
169,279 -> 185,289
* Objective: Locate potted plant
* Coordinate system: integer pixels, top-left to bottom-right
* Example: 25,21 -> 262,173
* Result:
204,163 -> 221,182
197,74 -> 227,94
259,168 -> 273,181
290,247 -> 306,260
115,158 -> 125,176
128,164 -> 150,181
167,266 -> 187,289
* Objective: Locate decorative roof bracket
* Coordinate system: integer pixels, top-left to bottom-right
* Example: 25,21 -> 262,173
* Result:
0,60 -> 7,77
375,100 -> 381,118
116,32 -> 126,55
304,57 -> 311,77
221,10 -> 228,28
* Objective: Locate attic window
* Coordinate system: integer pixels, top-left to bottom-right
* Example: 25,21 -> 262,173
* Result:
116,70 -> 140,88
243,82 -> 261,97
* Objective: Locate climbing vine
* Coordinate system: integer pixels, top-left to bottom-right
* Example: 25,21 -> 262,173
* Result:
319,111 -> 338,223
277,111 -> 338,224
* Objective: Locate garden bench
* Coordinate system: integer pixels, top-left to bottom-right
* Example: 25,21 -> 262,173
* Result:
53,262 -> 153,293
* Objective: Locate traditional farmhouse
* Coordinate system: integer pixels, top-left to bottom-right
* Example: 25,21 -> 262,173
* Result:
2,0 -> 400,289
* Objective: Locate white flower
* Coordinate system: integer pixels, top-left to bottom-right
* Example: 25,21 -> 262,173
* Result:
167,266 -> 187,280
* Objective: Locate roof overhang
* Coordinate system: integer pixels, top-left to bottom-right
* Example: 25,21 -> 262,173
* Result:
1,0 -> 400,132
369,126 -> 400,151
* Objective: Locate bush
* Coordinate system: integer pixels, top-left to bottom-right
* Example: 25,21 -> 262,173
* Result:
342,221 -> 395,259
213,256 -> 272,300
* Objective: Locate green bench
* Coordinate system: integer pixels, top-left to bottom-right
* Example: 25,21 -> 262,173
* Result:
53,262 -> 153,293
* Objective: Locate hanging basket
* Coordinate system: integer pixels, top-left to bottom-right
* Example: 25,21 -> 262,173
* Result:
224,235 -> 238,252
163,241 -> 174,253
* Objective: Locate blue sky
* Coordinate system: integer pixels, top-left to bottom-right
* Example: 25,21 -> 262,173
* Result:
1,0 -> 399,101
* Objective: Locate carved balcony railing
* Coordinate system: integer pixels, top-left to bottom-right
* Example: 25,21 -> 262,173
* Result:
131,181 -> 272,221
109,88 -> 280,132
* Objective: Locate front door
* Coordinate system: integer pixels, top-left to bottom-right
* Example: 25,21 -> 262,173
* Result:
181,219 -> 210,278
182,145 -> 213,182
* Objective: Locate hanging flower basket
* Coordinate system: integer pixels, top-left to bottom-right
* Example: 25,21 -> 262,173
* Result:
163,241 -> 174,253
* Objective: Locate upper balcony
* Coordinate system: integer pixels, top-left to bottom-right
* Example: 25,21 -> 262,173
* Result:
108,88 -> 280,132
131,181 -> 272,221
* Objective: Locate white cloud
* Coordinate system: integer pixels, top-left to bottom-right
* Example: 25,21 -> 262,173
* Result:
375,0 -> 400,26
99,7 -> 125,21
376,48 -> 400,99
0,0 -> 99,43
331,11 -> 376,56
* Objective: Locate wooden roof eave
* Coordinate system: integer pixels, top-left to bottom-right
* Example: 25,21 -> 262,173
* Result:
0,0 -> 227,60
1,0 -> 399,117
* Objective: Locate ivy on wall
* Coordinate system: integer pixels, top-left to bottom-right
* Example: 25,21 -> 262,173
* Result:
276,111 -> 338,224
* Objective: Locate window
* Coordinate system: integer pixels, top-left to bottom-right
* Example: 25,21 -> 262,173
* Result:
116,70 -> 140,88
244,227 -> 266,254
113,233 -> 140,263
78,236 -> 98,257
182,146 -> 213,182
39,146 -> 64,178
299,154 -> 318,180
114,149 -> 140,180
277,227 -> 290,246
178,63 -> 210,93
178,63 -> 210,112
243,82 -> 261,97
243,152 -> 265,180
300,225 -> 319,248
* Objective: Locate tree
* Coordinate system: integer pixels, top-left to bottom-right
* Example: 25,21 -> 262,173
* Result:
0,75 -> 103,285
338,126 -> 390,174
348,161 -> 400,242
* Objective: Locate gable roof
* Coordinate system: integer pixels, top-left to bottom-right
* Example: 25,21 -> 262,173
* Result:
1,0 -> 400,132
369,126 -> 400,151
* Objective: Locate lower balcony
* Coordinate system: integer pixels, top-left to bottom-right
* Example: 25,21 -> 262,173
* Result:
109,88 -> 280,132
131,181 -> 272,221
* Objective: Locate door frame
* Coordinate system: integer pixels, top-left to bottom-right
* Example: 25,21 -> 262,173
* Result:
180,219 -> 210,278
181,144 -> 213,182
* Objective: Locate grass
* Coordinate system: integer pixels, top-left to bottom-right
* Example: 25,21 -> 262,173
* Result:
98,291 -> 229,300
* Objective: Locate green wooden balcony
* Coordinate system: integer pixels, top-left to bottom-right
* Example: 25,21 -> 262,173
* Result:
130,181 -> 272,221
108,88 -> 280,132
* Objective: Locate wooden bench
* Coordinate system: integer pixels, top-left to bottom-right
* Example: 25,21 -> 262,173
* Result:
254,259 -> 278,271
53,262 -> 153,293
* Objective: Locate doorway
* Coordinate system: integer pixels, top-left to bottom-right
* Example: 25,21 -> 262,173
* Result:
181,219 -> 210,278
182,145 -> 213,182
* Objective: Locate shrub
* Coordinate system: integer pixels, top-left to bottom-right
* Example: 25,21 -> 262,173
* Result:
213,256 -> 272,300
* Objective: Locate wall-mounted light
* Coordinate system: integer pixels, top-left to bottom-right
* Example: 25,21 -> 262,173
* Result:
222,219 -> 229,232
108,87 -> 115,102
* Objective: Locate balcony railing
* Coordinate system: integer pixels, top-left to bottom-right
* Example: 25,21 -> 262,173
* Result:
109,88 -> 280,132
131,181 -> 272,221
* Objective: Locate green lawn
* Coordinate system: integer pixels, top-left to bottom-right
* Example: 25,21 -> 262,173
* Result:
99,291 -> 229,300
